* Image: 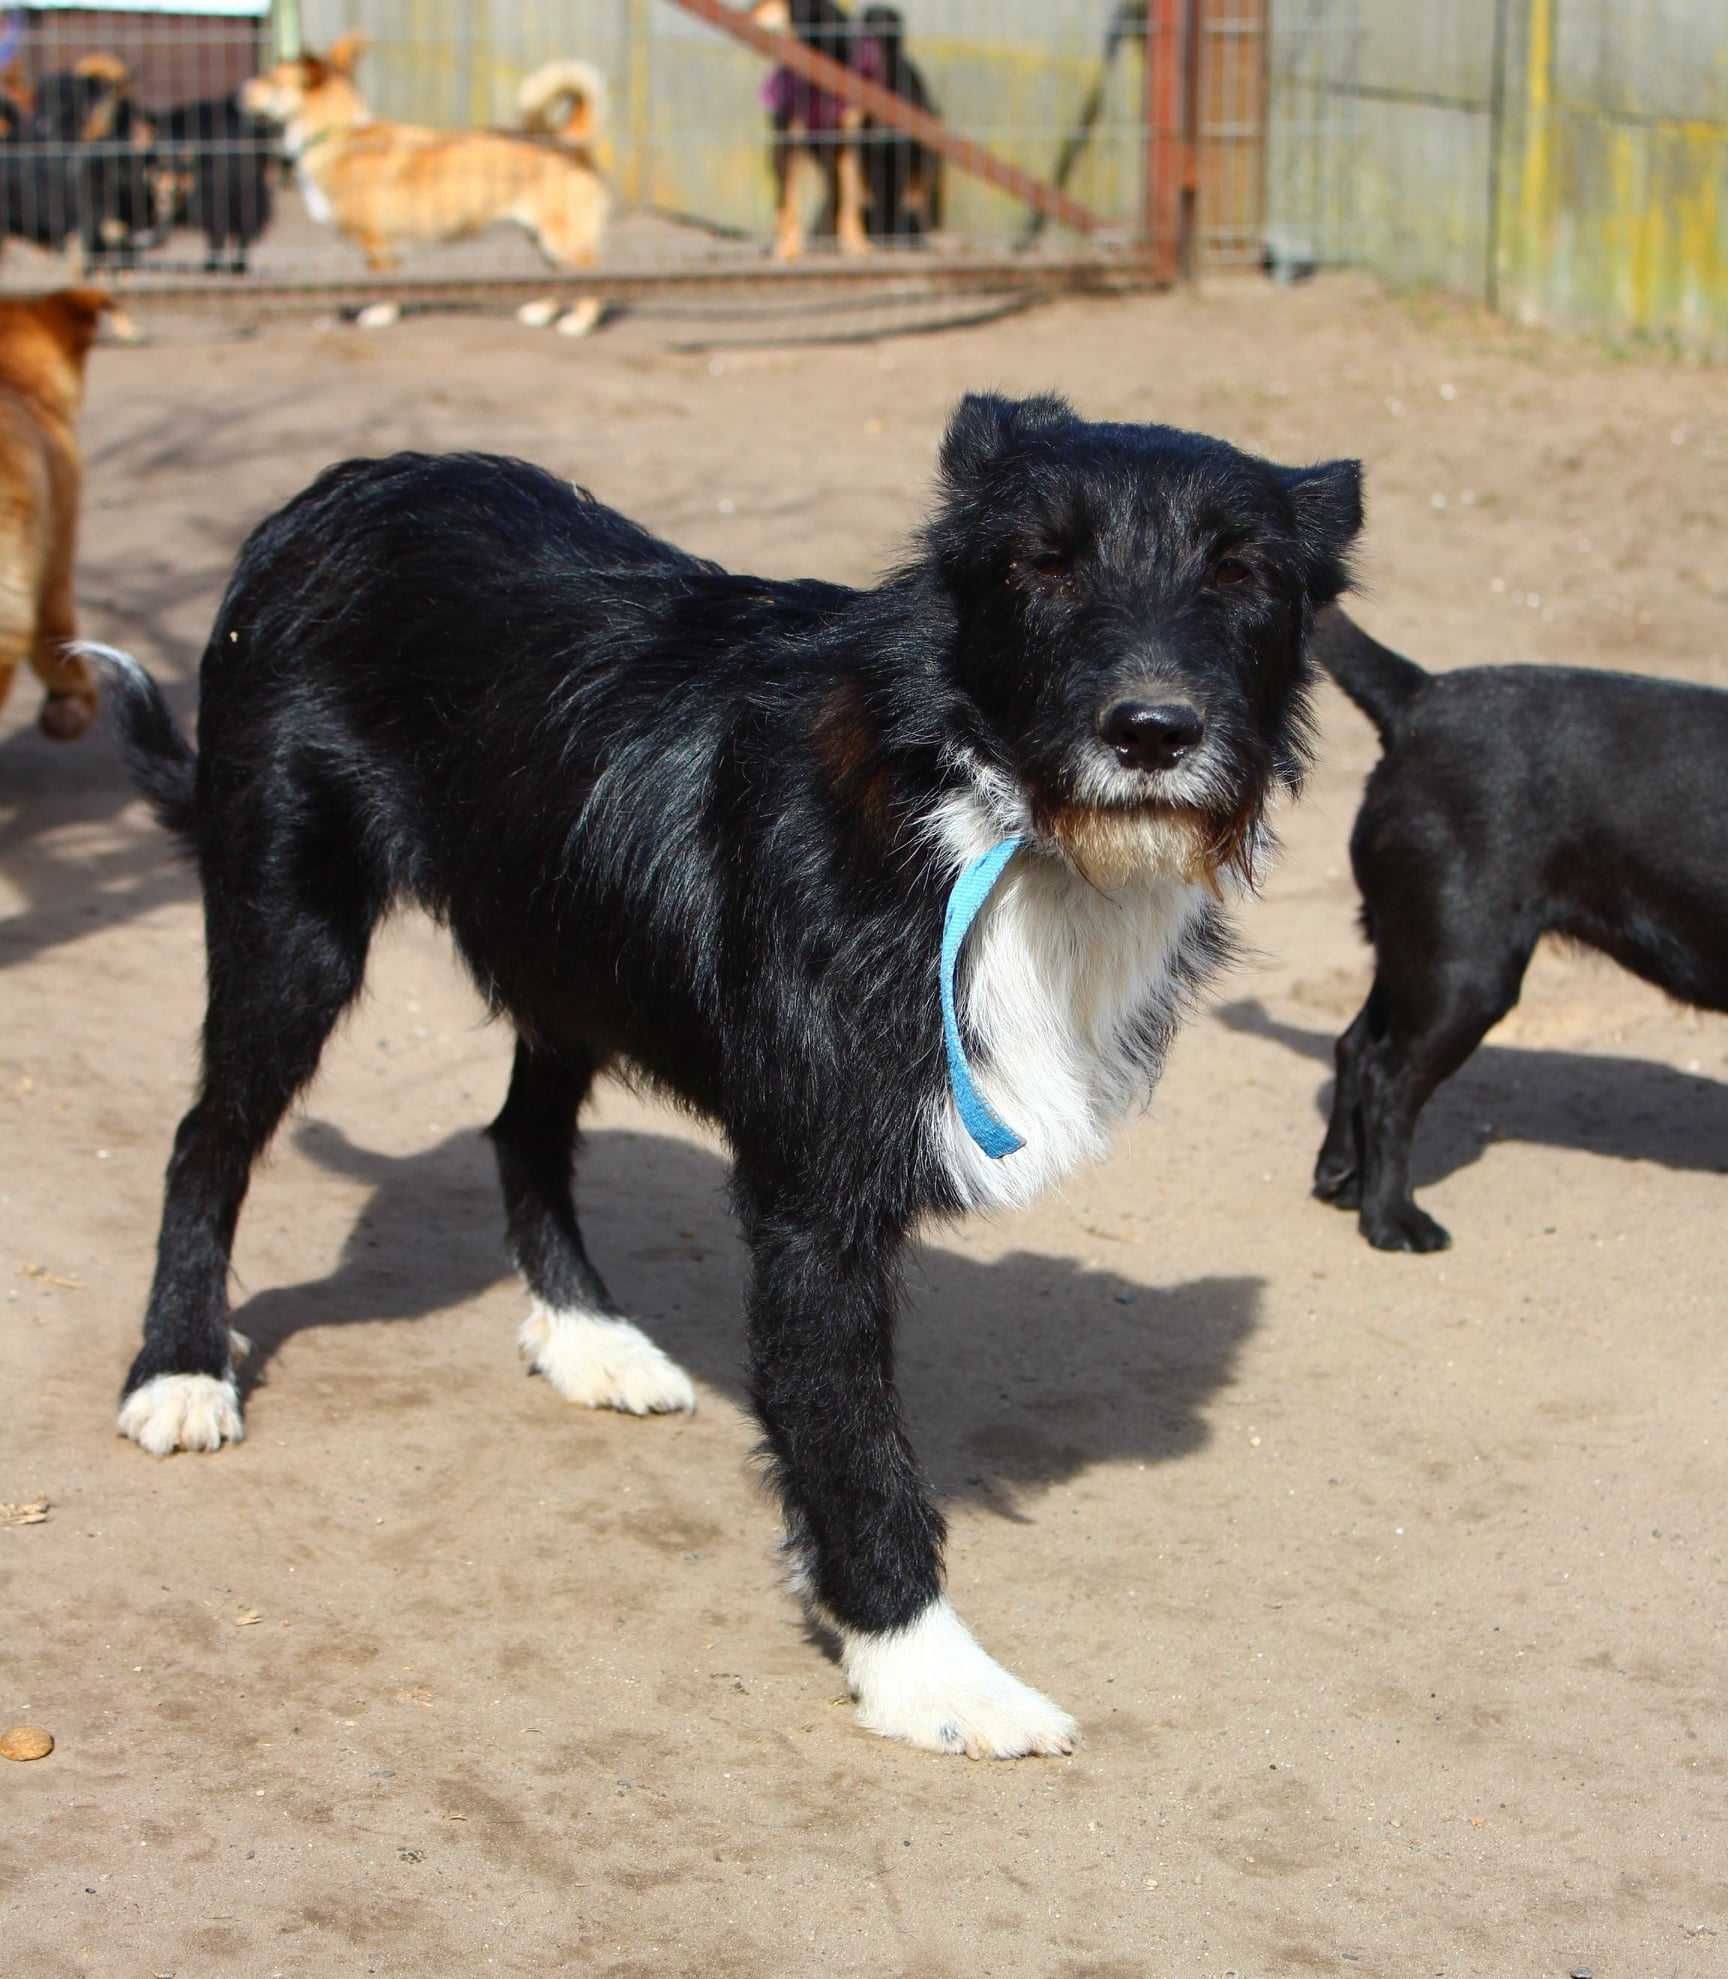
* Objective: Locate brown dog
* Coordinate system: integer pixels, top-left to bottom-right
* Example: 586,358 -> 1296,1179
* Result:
0,288 -> 129,741
242,35 -> 608,315
750,0 -> 872,261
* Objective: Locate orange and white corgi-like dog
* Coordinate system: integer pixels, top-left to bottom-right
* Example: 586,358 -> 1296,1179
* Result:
243,35 -> 609,336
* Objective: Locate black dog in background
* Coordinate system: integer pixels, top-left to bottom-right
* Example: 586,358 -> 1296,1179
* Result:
0,59 -> 157,263
1312,608 -> 1728,1253
859,6 -> 941,241
751,0 -> 875,258
0,61 -> 273,271
98,396 -> 1359,1757
153,94 -> 275,272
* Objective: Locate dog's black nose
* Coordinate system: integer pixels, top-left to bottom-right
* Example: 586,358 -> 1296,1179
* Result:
1100,700 -> 1205,772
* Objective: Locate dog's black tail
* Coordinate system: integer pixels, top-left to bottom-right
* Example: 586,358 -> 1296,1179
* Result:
1311,608 -> 1430,745
81,642 -> 199,844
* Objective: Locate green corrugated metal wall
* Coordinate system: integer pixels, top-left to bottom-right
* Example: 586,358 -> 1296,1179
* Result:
1268,0 -> 1728,354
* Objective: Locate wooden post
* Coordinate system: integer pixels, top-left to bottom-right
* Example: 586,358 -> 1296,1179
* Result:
1180,0 -> 1202,276
625,0 -> 653,209
1143,0 -> 1198,280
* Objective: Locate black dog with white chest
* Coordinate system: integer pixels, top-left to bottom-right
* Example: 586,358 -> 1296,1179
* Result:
1313,607 -> 1728,1254
100,394 -> 1359,1757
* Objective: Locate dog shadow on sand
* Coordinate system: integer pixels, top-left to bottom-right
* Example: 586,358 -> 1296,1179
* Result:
228,1117 -> 1262,1514
1,472 -> 283,973
0,608 -> 211,974
1217,996 -> 1728,1189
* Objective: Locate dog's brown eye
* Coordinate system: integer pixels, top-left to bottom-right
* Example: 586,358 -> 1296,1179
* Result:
1021,551 -> 1071,584
1211,557 -> 1254,588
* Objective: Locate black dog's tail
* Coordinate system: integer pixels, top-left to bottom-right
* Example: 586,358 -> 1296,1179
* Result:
1311,608 -> 1430,745
79,642 -> 199,844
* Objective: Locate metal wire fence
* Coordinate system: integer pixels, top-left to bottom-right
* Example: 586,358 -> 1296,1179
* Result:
0,1 -> 1268,307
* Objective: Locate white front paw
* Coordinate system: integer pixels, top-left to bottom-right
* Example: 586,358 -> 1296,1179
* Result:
519,1303 -> 696,1415
843,1599 -> 1078,1758
117,1371 -> 245,1455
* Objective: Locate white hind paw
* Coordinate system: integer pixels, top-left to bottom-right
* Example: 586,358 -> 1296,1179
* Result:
117,1371 -> 244,1455
554,300 -> 603,339
518,1302 -> 695,1415
843,1599 -> 1078,1759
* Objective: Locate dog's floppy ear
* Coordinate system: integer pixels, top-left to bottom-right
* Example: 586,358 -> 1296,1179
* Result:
38,285 -> 132,359
0,56 -> 34,113
325,31 -> 368,74
57,284 -> 114,320
1280,458 -> 1363,604
939,392 -> 1073,488
63,284 -> 136,343
74,53 -> 131,87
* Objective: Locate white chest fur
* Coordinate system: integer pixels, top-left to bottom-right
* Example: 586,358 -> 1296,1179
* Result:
930,827 -> 1212,1213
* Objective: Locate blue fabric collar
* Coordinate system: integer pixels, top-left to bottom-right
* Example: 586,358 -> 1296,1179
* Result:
939,834 -> 1026,1159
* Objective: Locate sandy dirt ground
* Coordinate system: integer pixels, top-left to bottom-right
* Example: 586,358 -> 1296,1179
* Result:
1,274 -> 1724,1978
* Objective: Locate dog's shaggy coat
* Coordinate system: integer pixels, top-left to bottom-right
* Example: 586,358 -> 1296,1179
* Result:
102,394 -> 1360,1755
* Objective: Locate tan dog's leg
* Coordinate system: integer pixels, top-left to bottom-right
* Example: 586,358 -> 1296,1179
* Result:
0,647 -> 20,726
522,211 -> 604,338
0,568 -> 32,724
527,180 -> 603,268
554,301 -> 603,339
32,581 -> 96,740
836,111 -> 869,256
905,157 -> 931,227
772,136 -> 805,261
